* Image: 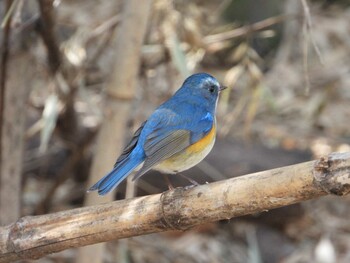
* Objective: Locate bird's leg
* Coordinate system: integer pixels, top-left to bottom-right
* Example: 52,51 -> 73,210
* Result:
162,174 -> 175,190
179,173 -> 200,186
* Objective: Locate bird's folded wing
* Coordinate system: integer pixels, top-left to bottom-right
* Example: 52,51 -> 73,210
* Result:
114,121 -> 146,168
132,129 -> 191,180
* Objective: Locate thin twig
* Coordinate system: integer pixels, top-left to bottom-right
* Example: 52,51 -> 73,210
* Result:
203,15 -> 289,44
0,0 -> 19,28
300,0 -> 325,94
11,0 -> 24,28
302,16 -> 311,94
300,0 -> 324,65
86,15 -> 121,64
88,15 -> 120,40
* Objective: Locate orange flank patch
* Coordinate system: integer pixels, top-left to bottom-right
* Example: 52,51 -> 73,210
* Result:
186,124 -> 216,154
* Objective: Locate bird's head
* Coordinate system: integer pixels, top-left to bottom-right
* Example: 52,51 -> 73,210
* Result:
178,73 -> 227,109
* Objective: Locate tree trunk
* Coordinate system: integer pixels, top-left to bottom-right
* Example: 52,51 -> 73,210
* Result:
75,1 -> 153,263
0,53 -> 30,225
0,1 -> 31,226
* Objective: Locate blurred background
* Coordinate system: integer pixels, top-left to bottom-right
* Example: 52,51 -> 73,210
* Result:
0,0 -> 349,262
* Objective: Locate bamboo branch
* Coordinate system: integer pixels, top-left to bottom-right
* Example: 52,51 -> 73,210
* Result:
76,1 -> 153,262
1,152 -> 350,262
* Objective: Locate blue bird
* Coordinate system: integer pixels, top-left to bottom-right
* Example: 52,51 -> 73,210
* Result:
89,73 -> 226,195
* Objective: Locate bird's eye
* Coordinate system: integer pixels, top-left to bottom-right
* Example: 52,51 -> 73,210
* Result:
208,85 -> 216,93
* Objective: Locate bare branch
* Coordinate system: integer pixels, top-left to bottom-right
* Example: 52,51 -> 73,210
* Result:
300,0 -> 325,94
203,15 -> 288,45
0,0 -> 20,226
0,152 -> 349,262
37,0 -> 61,74
0,0 -> 12,166
300,0 -> 324,65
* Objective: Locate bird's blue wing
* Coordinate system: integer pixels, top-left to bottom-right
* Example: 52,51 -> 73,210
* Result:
132,106 -> 214,180
88,121 -> 147,195
132,129 -> 191,180
113,121 -> 146,168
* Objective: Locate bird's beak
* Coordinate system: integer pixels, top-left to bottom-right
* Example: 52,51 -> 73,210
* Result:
219,85 -> 228,92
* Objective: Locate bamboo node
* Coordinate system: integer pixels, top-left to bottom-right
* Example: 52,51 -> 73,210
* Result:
160,188 -> 192,231
6,218 -> 25,260
313,152 -> 350,196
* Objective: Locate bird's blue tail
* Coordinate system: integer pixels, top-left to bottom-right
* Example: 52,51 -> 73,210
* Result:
88,155 -> 143,195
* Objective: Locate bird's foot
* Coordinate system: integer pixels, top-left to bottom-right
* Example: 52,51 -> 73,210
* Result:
179,173 -> 200,186
162,174 -> 175,190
